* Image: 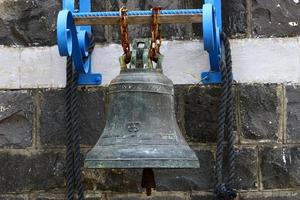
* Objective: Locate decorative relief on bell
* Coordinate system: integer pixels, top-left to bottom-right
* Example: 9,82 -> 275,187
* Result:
127,122 -> 141,133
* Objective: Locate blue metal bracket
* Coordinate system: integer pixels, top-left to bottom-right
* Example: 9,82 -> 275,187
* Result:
57,0 -> 101,85
57,0 -> 224,85
202,0 -> 223,84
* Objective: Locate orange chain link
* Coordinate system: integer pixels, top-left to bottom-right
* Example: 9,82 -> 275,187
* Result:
150,7 -> 162,63
120,7 -> 131,64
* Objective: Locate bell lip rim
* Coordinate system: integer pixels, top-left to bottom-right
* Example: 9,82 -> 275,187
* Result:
83,162 -> 200,169
84,158 -> 200,169
84,167 -> 201,169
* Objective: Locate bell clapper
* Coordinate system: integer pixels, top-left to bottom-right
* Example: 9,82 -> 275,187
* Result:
141,168 -> 156,196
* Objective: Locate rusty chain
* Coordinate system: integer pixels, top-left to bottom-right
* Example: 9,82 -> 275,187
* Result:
120,7 -> 131,64
150,7 -> 162,63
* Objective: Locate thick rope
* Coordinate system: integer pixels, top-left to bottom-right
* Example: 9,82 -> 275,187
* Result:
222,32 -> 235,188
214,32 -> 237,200
65,36 -> 95,200
66,56 -> 75,200
215,59 -> 227,188
72,70 -> 84,200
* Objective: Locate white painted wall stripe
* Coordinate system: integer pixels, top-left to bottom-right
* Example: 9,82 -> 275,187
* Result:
0,37 -> 299,89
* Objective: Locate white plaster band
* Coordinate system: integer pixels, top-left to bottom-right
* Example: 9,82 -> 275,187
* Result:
0,37 -> 299,89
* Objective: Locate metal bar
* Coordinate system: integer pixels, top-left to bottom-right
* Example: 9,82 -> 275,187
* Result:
79,0 -> 91,32
205,0 -> 222,30
63,0 -> 74,11
73,9 -> 203,25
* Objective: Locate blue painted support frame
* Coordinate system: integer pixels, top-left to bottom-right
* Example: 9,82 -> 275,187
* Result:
58,0 -> 102,85
201,0 -> 223,84
57,0 -> 224,85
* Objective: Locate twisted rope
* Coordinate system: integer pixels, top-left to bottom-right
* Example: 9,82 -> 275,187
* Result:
222,32 -> 235,188
65,36 -> 95,200
214,32 -> 237,200
72,69 -> 84,200
215,59 -> 227,188
66,56 -> 75,200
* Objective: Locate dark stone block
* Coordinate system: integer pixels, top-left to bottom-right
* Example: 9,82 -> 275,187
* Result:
174,86 -> 187,139
0,0 -> 106,46
0,0 -> 60,46
85,198 -> 101,200
239,84 -> 280,141
39,88 -> 106,146
91,1 -> 107,43
78,88 -> 107,146
84,168 -> 143,193
154,150 -> 215,191
191,193 -> 214,200
146,197 -> 186,200
260,146 -> 300,189
235,147 -> 257,190
253,0 -> 300,37
241,196 -> 296,200
0,196 -> 26,200
0,151 -> 65,193
34,193 -> 186,200
0,91 -> 33,148
31,191 -> 71,200
222,0 -> 247,37
286,85 -> 300,143
192,0 -> 247,38
191,0 -> 204,38
182,85 -> 221,143
110,195 -> 186,200
39,89 -> 65,146
35,194 -> 109,200
217,147 -> 257,190
240,192 -> 300,200
177,85 -> 238,143
35,197 -> 63,200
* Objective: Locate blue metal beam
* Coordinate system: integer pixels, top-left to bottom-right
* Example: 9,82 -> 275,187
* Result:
73,9 -> 203,17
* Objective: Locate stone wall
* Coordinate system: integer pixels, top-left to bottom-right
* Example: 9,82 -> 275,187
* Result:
0,0 -> 299,46
0,84 -> 300,199
0,0 -> 299,200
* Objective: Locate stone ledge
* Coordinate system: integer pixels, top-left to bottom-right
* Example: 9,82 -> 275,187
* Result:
0,38 -> 299,89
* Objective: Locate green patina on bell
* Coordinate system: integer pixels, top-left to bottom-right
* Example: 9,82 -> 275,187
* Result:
84,38 -> 199,194
85,38 -> 199,169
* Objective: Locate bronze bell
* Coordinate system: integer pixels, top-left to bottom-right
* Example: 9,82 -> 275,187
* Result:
84,38 -> 199,195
